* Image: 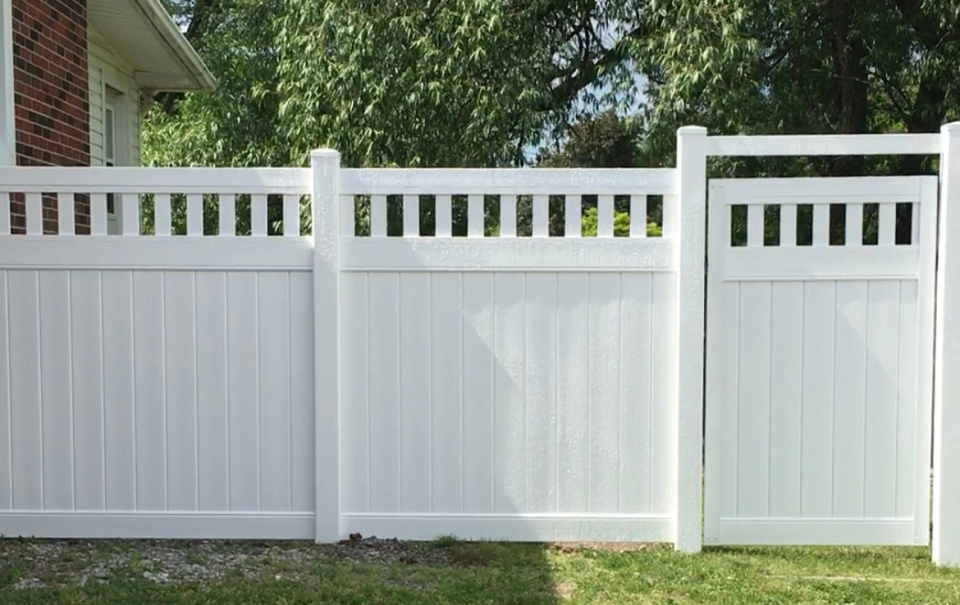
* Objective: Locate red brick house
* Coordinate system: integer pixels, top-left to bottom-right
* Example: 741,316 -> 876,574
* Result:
1,0 -> 216,234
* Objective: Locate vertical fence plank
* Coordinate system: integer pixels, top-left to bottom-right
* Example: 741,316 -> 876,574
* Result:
399,274 -> 431,511
0,192 -> 9,234
225,273 -> 258,511
831,282 -> 868,519
911,202 -> 921,246
195,273 -> 229,512
565,195 -> 581,237
38,272 -> 73,510
736,282 -> 772,518
800,282 -> 836,518
934,123 -> 960,567
57,193 -> 74,235
813,203 -> 829,246
312,149 -> 341,542
532,194 -> 549,237
101,272 -> 135,511
252,194 -> 268,236
499,195 -> 516,237
435,194 -> 452,237
846,203 -> 863,246
257,273 -> 292,511
879,203 -> 897,246
90,194 -> 108,236
156,194 -> 172,236
431,273 -> 463,512
781,205 -> 798,247
587,273 -> 621,510
70,271 -> 105,510
8,271 -> 43,509
915,177 -> 939,545
163,272 -> 198,511
557,274 -> 589,513
187,194 -> 203,236
340,274 -> 369,513
403,194 -> 419,237
768,282 -> 804,518
674,125 -> 707,553
462,275 -> 494,513
630,195 -> 647,238
468,194 -> 484,237
0,273 -> 9,509
367,274 -> 400,512
598,194 -> 615,237
121,194 -> 139,236
284,194 -> 300,237
26,193 -> 42,235
289,273 -> 316,512
218,194 -> 235,237
371,195 -> 387,237
747,204 -> 763,247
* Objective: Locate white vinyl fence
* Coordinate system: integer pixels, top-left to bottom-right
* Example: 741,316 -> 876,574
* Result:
336,169 -> 682,542
705,176 -> 937,546
1,126 -> 960,568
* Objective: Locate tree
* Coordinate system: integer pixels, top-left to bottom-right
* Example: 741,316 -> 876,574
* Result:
636,0 -> 960,177
147,0 -> 645,170
146,0 -> 288,169
537,110 -> 643,168
148,0 -> 960,198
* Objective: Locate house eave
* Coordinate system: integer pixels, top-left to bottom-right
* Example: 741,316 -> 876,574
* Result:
88,0 -> 217,94
129,0 -> 217,93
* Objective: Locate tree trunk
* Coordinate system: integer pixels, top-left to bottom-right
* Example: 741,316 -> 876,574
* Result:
826,0 -> 869,176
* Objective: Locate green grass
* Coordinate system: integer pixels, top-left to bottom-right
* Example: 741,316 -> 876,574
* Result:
1,538 -> 959,604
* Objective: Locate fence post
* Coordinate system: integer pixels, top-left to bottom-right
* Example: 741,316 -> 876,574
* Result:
312,148 -> 342,543
674,126 -> 708,553
933,123 -> 960,567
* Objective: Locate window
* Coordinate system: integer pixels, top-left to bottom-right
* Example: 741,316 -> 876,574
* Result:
105,96 -> 117,214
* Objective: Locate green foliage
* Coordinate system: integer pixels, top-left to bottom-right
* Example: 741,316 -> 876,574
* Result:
580,206 -> 662,237
145,0 -> 289,168
275,0 -> 571,167
538,110 -> 644,168
637,0 -> 960,178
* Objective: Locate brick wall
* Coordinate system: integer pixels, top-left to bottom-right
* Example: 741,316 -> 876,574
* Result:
10,0 -> 90,235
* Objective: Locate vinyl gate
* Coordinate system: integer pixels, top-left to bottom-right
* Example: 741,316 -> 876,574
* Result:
704,176 -> 938,545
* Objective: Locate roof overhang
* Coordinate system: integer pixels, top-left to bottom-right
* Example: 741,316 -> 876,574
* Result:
88,0 -> 217,94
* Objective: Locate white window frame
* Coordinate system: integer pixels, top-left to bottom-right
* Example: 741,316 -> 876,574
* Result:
0,0 -> 15,165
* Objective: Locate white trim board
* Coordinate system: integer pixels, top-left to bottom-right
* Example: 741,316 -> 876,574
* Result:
340,513 -> 673,542
707,134 -> 941,157
706,519 -> 922,546
340,238 -> 676,272
0,237 -> 314,270
0,512 -> 315,540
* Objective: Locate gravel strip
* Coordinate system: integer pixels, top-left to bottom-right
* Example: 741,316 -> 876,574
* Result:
0,535 -> 458,590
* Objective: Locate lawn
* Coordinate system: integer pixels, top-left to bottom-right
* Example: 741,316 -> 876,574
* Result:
1,536 -> 959,604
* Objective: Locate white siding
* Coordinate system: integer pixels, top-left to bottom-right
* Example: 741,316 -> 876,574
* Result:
88,29 -> 141,167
